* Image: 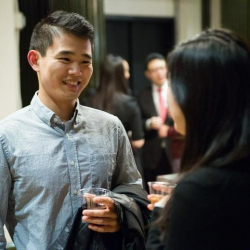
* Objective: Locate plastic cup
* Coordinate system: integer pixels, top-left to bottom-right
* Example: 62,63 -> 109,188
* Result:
78,188 -> 111,210
147,181 -> 176,204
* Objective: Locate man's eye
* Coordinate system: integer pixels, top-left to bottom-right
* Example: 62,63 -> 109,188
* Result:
60,58 -> 70,62
82,61 -> 92,65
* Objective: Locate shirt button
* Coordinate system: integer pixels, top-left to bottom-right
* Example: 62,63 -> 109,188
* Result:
54,117 -> 58,122
71,161 -> 75,166
73,190 -> 78,195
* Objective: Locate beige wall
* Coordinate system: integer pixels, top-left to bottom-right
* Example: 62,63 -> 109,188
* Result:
211,0 -> 221,29
1,3 -> 23,246
104,0 -> 175,17
175,0 -> 202,43
0,0 -> 23,120
176,0 -> 221,44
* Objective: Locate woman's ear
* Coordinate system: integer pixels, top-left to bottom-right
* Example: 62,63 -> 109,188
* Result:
27,50 -> 40,72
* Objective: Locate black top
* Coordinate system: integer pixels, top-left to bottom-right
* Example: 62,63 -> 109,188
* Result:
114,94 -> 144,140
147,158 -> 250,250
84,93 -> 144,141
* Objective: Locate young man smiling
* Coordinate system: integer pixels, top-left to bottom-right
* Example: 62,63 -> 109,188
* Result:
0,11 -> 149,250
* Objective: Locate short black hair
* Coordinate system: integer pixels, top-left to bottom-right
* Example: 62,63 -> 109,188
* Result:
29,10 -> 94,56
144,53 -> 166,71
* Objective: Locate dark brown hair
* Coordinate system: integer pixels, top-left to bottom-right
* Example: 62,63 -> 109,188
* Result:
91,54 -> 129,114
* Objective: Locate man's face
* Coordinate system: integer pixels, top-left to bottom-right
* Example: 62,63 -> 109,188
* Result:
145,59 -> 167,87
32,32 -> 93,107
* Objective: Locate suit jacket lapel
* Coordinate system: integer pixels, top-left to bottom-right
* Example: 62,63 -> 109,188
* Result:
146,86 -> 158,116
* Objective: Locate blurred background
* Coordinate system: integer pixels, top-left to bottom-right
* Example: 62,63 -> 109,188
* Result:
0,0 -> 249,120
1,0 -> 250,247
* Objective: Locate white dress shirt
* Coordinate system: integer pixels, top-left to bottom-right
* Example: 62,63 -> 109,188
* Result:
152,80 -> 168,115
146,80 -> 168,129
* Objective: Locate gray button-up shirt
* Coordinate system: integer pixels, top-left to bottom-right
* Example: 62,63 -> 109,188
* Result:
0,93 -> 142,249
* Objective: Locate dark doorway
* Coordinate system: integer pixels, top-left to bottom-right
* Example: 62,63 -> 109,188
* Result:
18,0 -> 50,107
106,16 -> 175,96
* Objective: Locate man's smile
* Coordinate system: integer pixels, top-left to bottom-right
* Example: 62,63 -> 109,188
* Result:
63,80 -> 81,86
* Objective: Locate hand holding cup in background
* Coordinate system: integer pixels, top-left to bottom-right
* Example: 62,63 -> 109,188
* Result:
147,181 -> 176,210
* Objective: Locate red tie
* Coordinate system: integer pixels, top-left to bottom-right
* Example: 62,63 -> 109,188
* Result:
158,87 -> 167,122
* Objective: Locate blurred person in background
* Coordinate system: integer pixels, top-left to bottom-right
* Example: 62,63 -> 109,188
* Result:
85,54 -> 145,177
137,53 -> 184,185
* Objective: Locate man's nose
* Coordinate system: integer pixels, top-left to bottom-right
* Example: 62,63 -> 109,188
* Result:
68,64 -> 82,76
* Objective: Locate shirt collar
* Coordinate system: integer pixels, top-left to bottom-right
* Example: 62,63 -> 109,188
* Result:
30,92 -> 80,128
152,80 -> 168,92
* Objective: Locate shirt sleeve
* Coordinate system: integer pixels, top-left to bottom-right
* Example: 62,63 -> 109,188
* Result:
111,119 -> 143,188
0,136 -> 12,249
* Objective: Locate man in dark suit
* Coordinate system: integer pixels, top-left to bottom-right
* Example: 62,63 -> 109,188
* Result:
137,53 -> 174,185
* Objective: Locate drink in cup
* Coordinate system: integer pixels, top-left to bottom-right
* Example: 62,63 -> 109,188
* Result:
147,181 -> 176,205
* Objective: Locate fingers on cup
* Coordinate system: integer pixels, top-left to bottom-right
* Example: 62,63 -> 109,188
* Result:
148,194 -> 164,204
78,188 -> 111,210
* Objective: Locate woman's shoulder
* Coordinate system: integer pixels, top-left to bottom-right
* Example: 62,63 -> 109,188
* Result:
117,94 -> 140,109
183,162 -> 249,184
176,162 -> 250,200
118,93 -> 136,102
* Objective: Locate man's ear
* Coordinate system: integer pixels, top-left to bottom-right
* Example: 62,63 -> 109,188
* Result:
144,70 -> 150,80
27,50 -> 40,72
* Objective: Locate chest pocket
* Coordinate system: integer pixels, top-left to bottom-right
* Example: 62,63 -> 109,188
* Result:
89,153 -> 116,189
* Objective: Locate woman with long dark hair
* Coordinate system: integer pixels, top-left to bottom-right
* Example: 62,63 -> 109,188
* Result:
85,54 -> 145,173
147,29 -> 250,249
91,55 -> 129,113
